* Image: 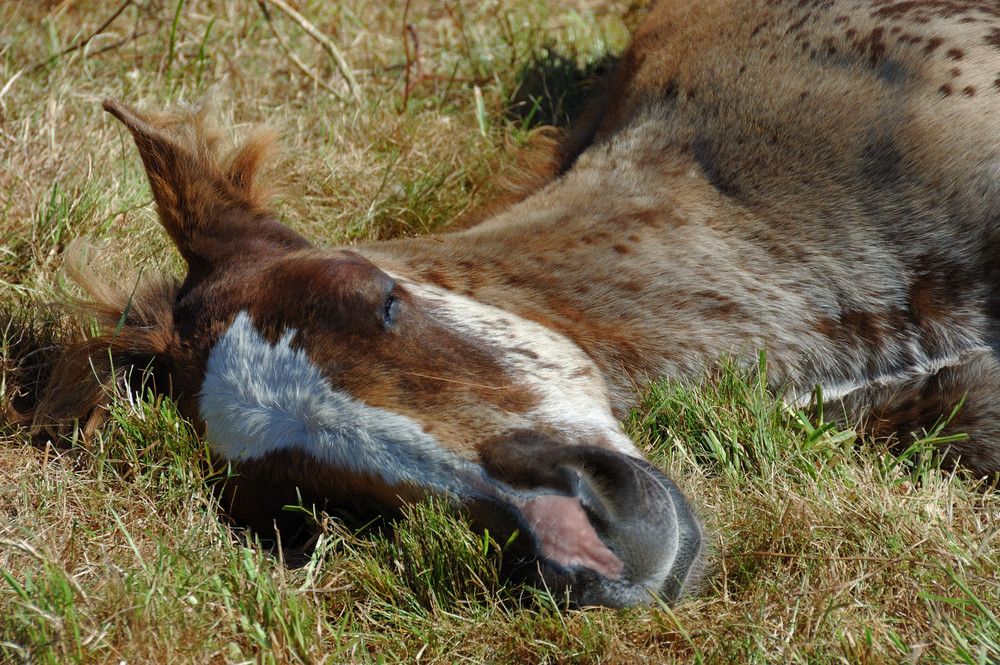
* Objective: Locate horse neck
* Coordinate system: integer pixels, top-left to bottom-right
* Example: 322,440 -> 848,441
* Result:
353,128 -> 713,408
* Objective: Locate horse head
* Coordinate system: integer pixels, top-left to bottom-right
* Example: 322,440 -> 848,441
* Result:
101,99 -> 703,608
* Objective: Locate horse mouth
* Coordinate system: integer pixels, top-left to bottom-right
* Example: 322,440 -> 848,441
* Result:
514,492 -> 626,580
207,402 -> 703,608
458,437 -> 704,607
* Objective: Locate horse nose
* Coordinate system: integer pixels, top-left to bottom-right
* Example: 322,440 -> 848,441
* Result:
472,432 -> 704,607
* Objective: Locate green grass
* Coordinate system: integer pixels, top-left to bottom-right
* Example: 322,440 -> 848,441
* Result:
3,363 -> 998,663
2,0 -> 999,663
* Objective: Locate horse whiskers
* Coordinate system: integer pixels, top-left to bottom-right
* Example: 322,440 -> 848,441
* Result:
401,371 -> 504,391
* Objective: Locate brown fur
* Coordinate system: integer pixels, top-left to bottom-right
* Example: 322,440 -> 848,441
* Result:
28,247 -> 178,442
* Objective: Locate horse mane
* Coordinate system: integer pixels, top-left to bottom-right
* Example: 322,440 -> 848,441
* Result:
25,246 -> 179,443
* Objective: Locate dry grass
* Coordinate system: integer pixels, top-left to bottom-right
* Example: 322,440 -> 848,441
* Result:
1,1 -> 999,663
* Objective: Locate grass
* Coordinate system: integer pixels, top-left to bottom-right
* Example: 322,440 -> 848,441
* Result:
1,0 -> 999,663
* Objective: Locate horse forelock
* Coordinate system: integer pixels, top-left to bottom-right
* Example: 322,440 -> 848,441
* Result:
30,246 -> 180,440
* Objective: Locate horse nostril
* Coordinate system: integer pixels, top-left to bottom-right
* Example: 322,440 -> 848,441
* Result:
560,450 -> 648,526
555,452 -> 704,606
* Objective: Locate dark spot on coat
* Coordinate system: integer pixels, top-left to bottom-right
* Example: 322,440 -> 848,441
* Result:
987,28 -> 1000,49
855,26 -> 887,64
939,84 -> 953,96
693,137 -> 740,198
924,36 -> 944,54
872,3 -> 912,19
622,280 -> 644,293
947,47 -> 965,60
877,59 -> 909,85
787,15 -> 810,35
693,291 -> 740,318
861,133 -> 903,185
838,309 -> 892,348
662,82 -> 679,106
424,269 -> 453,289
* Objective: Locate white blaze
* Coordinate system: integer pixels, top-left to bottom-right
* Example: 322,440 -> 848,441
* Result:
199,311 -> 470,491
399,278 -> 640,457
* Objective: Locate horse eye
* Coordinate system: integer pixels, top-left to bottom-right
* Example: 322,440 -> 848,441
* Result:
382,295 -> 399,328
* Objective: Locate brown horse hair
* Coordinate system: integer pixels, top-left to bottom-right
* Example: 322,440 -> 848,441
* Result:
28,246 -> 179,443
26,101 -> 288,441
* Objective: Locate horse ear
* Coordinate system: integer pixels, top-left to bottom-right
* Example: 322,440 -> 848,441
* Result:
102,99 -> 310,273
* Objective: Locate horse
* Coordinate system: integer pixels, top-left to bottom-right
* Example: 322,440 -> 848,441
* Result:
32,0 -> 1000,608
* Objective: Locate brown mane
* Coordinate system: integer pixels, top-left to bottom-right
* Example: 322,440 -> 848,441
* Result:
29,253 -> 178,442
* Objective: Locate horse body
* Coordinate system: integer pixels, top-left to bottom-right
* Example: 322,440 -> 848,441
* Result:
359,0 -> 1000,468
43,0 -> 1000,607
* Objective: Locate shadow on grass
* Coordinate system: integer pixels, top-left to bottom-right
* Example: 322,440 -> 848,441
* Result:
507,48 -> 620,131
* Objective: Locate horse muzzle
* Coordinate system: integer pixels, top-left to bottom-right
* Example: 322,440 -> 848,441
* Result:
462,431 -> 704,607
